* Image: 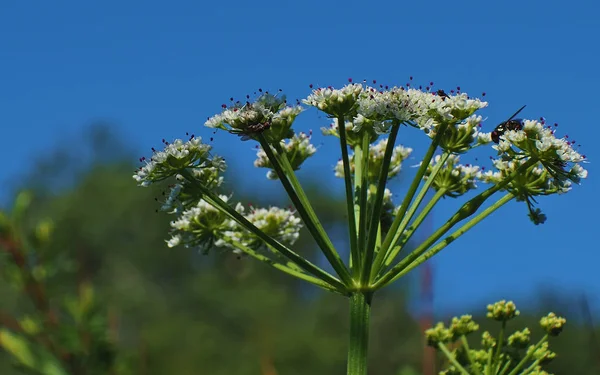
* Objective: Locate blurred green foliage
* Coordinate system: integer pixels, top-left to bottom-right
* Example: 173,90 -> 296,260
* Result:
1,125 -> 599,374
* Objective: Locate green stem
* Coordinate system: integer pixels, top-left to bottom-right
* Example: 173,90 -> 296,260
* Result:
371,122 -> 449,278
396,188 -> 446,251
494,321 -> 506,365
356,131 -> 371,285
361,123 -> 400,285
259,136 -> 353,286
180,169 -> 348,293
506,335 -> 548,375
438,342 -> 470,375
225,239 -> 346,295
485,347 -> 493,375
519,359 -> 542,375
337,115 -> 360,278
497,359 -> 513,375
373,192 -> 514,289
347,292 -> 372,375
461,335 -> 483,375
380,152 -> 450,269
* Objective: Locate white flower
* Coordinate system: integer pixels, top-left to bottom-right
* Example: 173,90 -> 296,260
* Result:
424,154 -> 481,197
165,194 -> 233,254
204,93 -> 302,142
303,83 -> 363,116
490,118 -> 587,187
334,138 -> 412,181
219,205 -> 303,250
133,137 -> 216,187
254,132 -> 317,180
357,86 -> 416,123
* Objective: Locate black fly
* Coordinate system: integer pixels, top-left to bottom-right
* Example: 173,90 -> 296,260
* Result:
491,105 -> 526,143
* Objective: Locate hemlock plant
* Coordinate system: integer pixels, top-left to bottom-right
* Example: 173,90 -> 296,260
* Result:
133,79 -> 587,375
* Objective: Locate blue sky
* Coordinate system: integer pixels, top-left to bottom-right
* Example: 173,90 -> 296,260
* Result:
1,1 -> 599,316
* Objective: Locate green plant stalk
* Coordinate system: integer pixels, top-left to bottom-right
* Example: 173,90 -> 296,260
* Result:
371,121 -> 450,276
394,188 -> 446,252
438,342 -> 470,375
347,292 -> 372,375
373,157 -> 536,288
355,131 -> 371,285
520,359 -> 542,375
180,169 -> 348,293
373,192 -> 515,289
224,239 -> 345,294
461,335 -> 483,375
361,123 -> 400,285
506,334 -> 548,375
494,321 -> 506,365
259,136 -> 353,286
380,152 -> 450,270
337,115 -> 360,278
485,347 -> 494,375
497,359 -> 513,375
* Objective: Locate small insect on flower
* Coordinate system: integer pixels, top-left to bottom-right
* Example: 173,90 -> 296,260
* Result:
491,105 -> 527,143
436,89 -> 449,99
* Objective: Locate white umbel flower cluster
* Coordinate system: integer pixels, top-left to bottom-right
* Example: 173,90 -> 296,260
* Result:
334,138 -> 412,181
357,86 -> 416,123
486,118 -> 587,192
166,195 -> 232,252
205,93 -> 303,142
424,154 -> 481,198
133,137 -> 219,187
254,132 -> 317,179
166,195 -> 302,255
493,119 -> 587,181
302,83 -> 363,117
311,84 -> 488,152
216,205 -> 302,252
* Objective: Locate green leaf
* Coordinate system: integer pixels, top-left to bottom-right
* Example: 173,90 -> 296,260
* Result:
12,191 -> 33,220
0,329 -> 68,375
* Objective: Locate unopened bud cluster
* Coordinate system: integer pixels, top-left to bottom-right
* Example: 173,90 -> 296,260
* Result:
487,300 -> 520,321
426,301 -> 565,375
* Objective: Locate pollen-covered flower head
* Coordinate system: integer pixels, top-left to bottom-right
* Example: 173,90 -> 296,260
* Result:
424,154 -> 481,198
254,132 -> 317,180
334,138 -> 412,182
303,82 -> 363,117
205,91 -> 303,143
133,137 -> 217,187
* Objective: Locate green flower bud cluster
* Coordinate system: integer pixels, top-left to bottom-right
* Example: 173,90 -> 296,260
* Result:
486,300 -> 520,321
426,301 -> 565,375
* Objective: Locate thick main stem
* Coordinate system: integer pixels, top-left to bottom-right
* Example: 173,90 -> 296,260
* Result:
347,292 -> 372,375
